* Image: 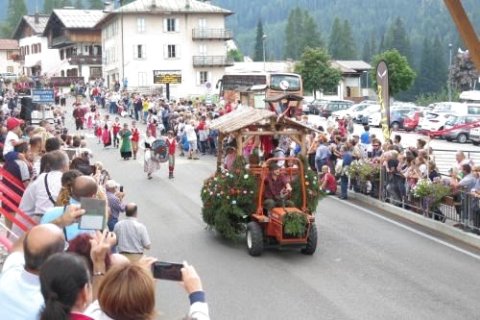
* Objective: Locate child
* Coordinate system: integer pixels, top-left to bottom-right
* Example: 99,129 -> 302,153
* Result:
166,130 -> 177,179
102,124 -> 112,148
112,117 -> 121,148
95,121 -> 102,144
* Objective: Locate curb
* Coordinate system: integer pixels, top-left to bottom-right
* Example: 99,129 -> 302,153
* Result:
348,191 -> 480,249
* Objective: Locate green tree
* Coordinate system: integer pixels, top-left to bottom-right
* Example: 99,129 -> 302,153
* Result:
384,17 -> 412,63
295,47 -> 342,98
88,0 -> 105,9
43,0 -> 73,14
362,33 -> 377,62
416,38 -> 435,94
1,0 -> 27,37
371,49 -> 417,97
328,17 -> 343,59
284,7 -> 322,60
253,20 -> 264,62
328,18 -> 356,59
450,50 -> 479,91
227,49 -> 244,62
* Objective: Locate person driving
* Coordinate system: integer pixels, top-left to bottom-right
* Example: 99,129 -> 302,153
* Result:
264,163 -> 293,212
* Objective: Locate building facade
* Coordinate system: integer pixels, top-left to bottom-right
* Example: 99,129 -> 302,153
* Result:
98,0 -> 233,98
43,9 -> 104,86
0,39 -> 20,74
13,14 -> 62,78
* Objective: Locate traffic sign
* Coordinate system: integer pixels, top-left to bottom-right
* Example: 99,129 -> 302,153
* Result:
32,89 -> 55,103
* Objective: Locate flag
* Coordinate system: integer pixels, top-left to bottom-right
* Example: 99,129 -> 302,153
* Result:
376,60 -> 391,141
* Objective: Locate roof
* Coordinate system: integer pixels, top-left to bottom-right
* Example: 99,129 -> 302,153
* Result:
332,60 -> 372,73
12,14 -> 50,39
114,0 -> 232,15
52,9 -> 105,29
209,108 -> 276,133
0,39 -> 19,50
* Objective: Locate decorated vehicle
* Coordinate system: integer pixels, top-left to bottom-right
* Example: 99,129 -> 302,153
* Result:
201,94 -> 323,256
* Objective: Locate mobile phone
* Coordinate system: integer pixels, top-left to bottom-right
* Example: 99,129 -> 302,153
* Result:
151,261 -> 183,281
79,197 -> 106,230
119,186 -> 124,192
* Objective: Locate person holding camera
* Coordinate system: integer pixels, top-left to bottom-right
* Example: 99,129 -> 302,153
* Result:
105,180 -> 125,231
114,203 -> 151,262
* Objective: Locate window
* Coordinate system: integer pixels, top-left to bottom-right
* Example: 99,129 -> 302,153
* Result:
38,43 -> 41,53
60,49 -> 64,60
138,72 -> 147,86
199,71 -> 209,84
137,18 -> 145,33
90,67 -> 102,79
164,18 -> 178,32
198,18 -> 207,28
7,66 -> 13,73
134,44 -> 146,59
167,45 -> 176,58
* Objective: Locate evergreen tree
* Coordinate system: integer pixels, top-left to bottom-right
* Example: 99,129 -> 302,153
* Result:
43,0 -> 73,14
430,36 -> 447,93
328,17 -> 343,59
284,7 -> 303,59
2,0 -> 27,37
362,40 -> 372,63
416,38 -> 435,94
302,12 -> 323,52
253,20 -> 265,62
89,0 -> 105,9
75,0 -> 85,9
384,17 -> 412,63
450,50 -> 479,91
340,20 -> 357,59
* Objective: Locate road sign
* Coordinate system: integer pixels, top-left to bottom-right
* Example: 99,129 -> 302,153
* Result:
32,89 -> 55,103
153,70 -> 182,84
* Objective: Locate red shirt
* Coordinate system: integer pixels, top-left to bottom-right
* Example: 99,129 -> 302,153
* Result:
265,173 -> 289,200
112,122 -> 121,135
70,313 -> 94,320
166,137 -> 176,155
131,128 -> 140,142
322,173 -> 337,193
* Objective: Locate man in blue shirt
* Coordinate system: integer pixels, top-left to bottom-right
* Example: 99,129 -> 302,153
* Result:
360,125 -> 371,144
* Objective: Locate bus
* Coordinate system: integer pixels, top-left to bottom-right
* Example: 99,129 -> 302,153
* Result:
217,72 -> 303,109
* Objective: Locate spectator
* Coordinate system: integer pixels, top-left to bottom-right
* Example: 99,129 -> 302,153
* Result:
339,145 -> 353,200
114,203 -> 151,262
360,125 -> 371,145
455,151 -> 474,171
368,138 -> 383,159
0,224 -> 66,319
105,179 -> 126,231
39,253 -> 93,320
319,165 -> 337,195
453,164 -> 476,191
3,117 -> 24,156
314,135 -> 330,172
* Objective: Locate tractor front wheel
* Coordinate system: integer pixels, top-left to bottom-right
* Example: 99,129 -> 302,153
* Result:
246,222 -> 264,256
301,223 -> 318,255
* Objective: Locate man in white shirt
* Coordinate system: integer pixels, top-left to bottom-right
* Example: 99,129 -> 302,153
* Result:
3,117 -> 24,156
0,224 -> 66,320
184,119 -> 199,160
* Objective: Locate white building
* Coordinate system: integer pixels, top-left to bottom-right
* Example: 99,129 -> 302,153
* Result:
97,0 -> 233,98
0,39 -> 20,74
13,14 -> 62,77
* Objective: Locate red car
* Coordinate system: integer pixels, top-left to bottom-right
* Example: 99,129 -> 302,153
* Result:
403,110 -> 423,131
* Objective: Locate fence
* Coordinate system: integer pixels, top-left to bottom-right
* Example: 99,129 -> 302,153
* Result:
350,168 -> 480,234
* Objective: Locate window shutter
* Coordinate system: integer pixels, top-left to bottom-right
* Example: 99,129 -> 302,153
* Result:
163,45 -> 167,59
142,44 -> 146,59
196,72 -> 201,86
175,18 -> 179,32
176,45 -> 181,58
163,19 -> 167,32
208,72 -> 212,83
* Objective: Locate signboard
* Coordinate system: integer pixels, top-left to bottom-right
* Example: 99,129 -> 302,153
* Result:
153,70 -> 182,84
32,89 -> 55,103
376,60 -> 390,141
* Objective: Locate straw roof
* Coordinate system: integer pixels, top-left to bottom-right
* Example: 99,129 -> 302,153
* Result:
209,108 -> 276,133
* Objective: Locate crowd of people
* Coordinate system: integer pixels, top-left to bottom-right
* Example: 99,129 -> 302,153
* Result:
0,83 -> 211,319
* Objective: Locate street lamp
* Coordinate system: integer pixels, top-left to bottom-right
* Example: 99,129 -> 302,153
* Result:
262,34 -> 267,71
448,43 -> 453,102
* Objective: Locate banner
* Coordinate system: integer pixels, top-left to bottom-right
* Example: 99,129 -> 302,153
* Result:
376,60 -> 391,141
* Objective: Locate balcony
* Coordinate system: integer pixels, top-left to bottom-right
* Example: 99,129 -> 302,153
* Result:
49,76 -> 84,87
51,35 -> 73,48
192,28 -> 233,40
69,55 -> 102,65
193,56 -> 234,67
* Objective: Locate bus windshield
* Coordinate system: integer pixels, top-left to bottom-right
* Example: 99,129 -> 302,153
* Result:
270,74 -> 301,91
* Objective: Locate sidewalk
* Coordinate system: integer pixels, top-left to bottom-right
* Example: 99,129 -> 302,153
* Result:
347,190 -> 480,249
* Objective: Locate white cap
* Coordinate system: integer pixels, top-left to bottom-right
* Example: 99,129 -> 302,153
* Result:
105,180 -> 118,189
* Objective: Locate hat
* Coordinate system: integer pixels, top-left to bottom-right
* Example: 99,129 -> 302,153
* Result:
6,117 -> 24,130
269,162 -> 281,170
105,180 -> 119,189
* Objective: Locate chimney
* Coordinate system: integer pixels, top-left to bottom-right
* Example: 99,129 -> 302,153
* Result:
34,12 -> 39,24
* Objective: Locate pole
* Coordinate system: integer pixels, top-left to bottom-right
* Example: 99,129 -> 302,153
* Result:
166,83 -> 170,101
262,34 -> 267,71
448,43 -> 452,102
120,0 -> 125,88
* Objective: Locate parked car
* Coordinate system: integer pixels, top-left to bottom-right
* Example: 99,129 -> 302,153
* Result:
469,126 -> 480,145
311,100 -> 353,118
442,115 -> 480,143
354,104 -> 380,125
330,102 -> 372,120
368,108 -> 415,129
306,99 -> 328,115
417,112 -> 456,132
0,72 -> 18,81
403,110 -> 424,131
431,101 -> 465,114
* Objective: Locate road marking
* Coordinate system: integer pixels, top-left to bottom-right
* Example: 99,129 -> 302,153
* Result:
331,198 -> 480,261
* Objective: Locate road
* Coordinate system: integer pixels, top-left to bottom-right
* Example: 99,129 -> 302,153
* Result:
81,120 -> 480,320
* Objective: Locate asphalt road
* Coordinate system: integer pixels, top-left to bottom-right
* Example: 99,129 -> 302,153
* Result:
81,119 -> 480,320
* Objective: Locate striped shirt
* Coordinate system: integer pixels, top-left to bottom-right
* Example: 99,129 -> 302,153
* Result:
113,217 -> 151,254
106,191 -> 125,219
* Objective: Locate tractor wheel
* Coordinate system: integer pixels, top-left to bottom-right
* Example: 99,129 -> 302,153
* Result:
246,222 -> 264,256
301,223 -> 318,255
457,133 -> 467,144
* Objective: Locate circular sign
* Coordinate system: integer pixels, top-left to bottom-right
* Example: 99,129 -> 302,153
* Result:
279,80 -> 289,91
205,82 -> 212,89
